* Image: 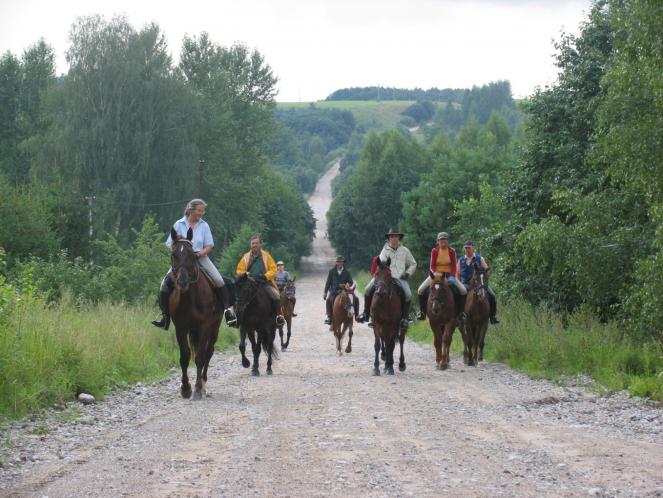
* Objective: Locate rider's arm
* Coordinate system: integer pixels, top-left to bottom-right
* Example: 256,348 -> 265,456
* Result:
197,245 -> 213,257
429,247 -> 437,274
405,248 -> 417,277
236,254 -> 247,276
264,253 -> 277,281
480,256 -> 489,271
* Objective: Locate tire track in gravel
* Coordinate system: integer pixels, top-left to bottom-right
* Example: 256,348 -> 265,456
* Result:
2,161 -> 662,497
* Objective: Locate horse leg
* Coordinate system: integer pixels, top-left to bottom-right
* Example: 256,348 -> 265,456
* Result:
372,332 -> 381,376
479,323 -> 488,362
283,315 -> 292,351
380,337 -> 386,361
434,329 -> 443,369
384,336 -> 395,375
239,326 -> 250,368
459,321 -> 470,365
201,335 -> 216,397
334,323 -> 342,355
441,323 -> 453,369
398,329 -> 406,372
265,325 -> 275,375
345,321 -> 353,354
278,323 -> 284,350
192,335 -> 207,401
249,330 -> 261,376
176,330 -> 192,398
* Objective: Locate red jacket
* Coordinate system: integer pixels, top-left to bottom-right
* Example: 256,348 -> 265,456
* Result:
370,255 -> 379,276
429,246 -> 458,277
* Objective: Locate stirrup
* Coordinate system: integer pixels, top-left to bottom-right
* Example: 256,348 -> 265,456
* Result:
416,311 -> 425,320
400,318 -> 410,329
356,313 -> 368,323
224,308 -> 238,327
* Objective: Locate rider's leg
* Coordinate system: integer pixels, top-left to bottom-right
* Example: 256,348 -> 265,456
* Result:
353,294 -> 360,317
151,273 -> 173,330
488,287 -> 500,324
200,256 -> 237,326
416,276 -> 431,320
264,284 -> 285,326
325,295 -> 333,324
450,277 -> 467,320
399,279 -> 412,329
357,279 -> 375,323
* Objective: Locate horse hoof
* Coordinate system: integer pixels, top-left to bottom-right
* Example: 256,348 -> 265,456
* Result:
439,364 -> 449,371
192,391 -> 202,401
251,369 -> 260,377
337,351 -> 342,356
372,368 -> 380,376
281,346 -> 287,352
399,363 -> 406,372
181,387 -> 192,399
386,368 -> 395,375
266,368 -> 273,376
345,348 -> 352,354
242,358 -> 250,368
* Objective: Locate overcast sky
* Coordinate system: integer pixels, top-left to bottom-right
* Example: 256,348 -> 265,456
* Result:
0,0 -> 592,102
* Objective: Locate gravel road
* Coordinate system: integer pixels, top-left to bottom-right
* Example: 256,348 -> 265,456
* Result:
1,163 -> 662,497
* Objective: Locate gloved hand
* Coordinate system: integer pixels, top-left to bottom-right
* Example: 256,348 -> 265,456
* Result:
400,273 -> 409,281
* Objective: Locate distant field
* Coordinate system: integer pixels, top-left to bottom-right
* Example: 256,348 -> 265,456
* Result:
277,100 -> 417,131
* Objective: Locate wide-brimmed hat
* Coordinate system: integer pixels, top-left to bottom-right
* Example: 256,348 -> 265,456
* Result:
276,260 -> 285,265
463,240 -> 474,248
437,231 -> 450,240
335,255 -> 345,262
385,228 -> 404,239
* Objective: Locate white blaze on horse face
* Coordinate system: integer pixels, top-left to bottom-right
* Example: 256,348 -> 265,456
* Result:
434,284 -> 440,290
180,245 -> 184,253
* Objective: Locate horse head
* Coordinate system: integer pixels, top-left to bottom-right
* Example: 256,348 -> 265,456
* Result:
374,258 -> 392,297
470,264 -> 489,300
234,273 -> 259,319
170,227 -> 197,292
429,271 -> 451,315
284,279 -> 296,300
337,284 -> 354,317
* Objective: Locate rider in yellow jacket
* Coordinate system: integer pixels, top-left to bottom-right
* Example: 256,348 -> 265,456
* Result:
236,235 -> 284,326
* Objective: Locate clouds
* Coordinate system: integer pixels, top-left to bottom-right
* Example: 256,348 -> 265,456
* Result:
0,0 -> 591,101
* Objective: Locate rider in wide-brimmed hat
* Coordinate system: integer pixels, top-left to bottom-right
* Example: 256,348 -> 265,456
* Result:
357,228 -> 416,329
323,256 -> 359,325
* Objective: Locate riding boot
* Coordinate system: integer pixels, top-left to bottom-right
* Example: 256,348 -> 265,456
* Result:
357,294 -> 372,323
416,293 -> 427,320
215,286 -> 237,327
488,288 -> 500,324
353,295 -> 360,318
272,296 -> 285,326
151,290 -> 171,330
457,293 -> 467,322
400,300 -> 411,329
324,297 -> 332,324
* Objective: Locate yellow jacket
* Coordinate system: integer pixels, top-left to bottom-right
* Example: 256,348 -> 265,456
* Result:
236,250 -> 277,285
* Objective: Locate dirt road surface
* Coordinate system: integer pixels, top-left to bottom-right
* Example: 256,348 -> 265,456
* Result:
2,162 -> 662,497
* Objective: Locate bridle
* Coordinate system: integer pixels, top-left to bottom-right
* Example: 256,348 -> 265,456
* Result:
171,239 -> 200,286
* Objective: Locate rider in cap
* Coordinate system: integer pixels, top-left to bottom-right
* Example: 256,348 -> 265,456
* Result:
323,256 -> 359,325
416,231 -> 466,321
275,260 -> 296,316
458,240 -> 500,324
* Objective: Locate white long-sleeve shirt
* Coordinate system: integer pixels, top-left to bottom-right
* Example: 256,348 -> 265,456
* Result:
379,243 -> 417,279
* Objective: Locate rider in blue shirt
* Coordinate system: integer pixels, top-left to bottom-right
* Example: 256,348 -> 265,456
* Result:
457,241 -> 499,324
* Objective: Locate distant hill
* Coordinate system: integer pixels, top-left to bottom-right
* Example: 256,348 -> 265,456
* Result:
326,86 -> 465,103
277,100 -> 426,132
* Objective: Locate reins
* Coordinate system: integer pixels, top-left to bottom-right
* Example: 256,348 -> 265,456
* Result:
171,240 -> 200,285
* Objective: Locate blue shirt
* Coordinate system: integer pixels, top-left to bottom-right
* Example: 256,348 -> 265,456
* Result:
459,254 -> 483,285
275,270 -> 290,287
165,216 -> 214,253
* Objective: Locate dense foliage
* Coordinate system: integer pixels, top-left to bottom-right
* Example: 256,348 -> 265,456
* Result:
0,16 -> 314,300
326,86 -> 465,102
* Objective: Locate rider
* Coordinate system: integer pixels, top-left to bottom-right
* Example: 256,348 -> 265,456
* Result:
416,231 -> 466,321
458,240 -> 500,324
360,228 -> 416,330
236,235 -> 285,326
323,256 -> 359,324
275,260 -> 296,316
151,198 -> 237,330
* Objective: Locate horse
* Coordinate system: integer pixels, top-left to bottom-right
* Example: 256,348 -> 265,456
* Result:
371,258 -> 406,375
426,271 -> 456,370
331,283 -> 355,355
460,266 -> 490,366
234,274 -> 278,376
278,278 -> 296,351
169,228 -> 222,400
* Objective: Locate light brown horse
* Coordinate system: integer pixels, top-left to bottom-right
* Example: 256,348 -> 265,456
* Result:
169,228 -> 222,400
460,266 -> 490,366
371,259 -> 406,375
278,278 -> 296,351
427,271 -> 456,370
332,283 -> 355,355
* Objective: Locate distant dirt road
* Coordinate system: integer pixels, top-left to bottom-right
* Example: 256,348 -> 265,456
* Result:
2,161 -> 662,497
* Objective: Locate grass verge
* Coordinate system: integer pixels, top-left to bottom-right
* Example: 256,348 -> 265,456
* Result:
0,294 -> 239,421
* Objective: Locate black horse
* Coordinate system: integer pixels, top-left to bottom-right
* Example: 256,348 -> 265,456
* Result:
234,275 -> 278,376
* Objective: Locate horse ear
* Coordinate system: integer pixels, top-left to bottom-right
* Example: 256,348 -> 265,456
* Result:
186,227 -> 193,241
386,257 -> 391,267
170,228 -> 178,242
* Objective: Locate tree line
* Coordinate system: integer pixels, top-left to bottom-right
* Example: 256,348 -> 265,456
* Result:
0,15 -> 314,301
328,0 -> 663,339
326,86 -> 466,102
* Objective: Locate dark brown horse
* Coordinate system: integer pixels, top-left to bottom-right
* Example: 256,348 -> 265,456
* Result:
371,259 -> 406,375
460,266 -> 490,366
332,283 -> 354,355
234,275 -> 278,376
278,278 -> 296,351
427,271 -> 456,370
169,228 -> 222,400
